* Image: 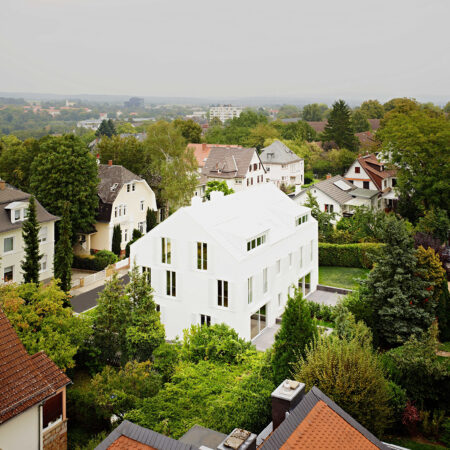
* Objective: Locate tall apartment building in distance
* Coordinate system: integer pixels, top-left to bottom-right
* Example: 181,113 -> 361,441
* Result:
209,105 -> 242,123
124,97 -> 144,108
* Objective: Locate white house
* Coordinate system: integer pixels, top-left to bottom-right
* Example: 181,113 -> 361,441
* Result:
76,162 -> 157,255
259,140 -> 304,188
0,181 -> 58,284
130,183 -> 318,341
201,146 -> 266,193
209,105 -> 242,123
293,175 -> 379,222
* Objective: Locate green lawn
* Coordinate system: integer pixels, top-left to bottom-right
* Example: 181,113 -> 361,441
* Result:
319,266 -> 370,290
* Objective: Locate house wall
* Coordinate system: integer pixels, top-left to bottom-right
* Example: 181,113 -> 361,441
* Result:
344,161 -> 378,190
265,160 -> 304,187
0,220 -> 56,284
0,405 -> 40,450
130,211 -> 318,341
294,188 -> 343,222
243,153 -> 266,190
91,180 -> 157,252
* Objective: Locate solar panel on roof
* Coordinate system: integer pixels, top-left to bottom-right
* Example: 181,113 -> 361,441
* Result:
333,180 -> 351,191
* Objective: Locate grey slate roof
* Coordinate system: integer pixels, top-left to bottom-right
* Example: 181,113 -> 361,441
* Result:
295,175 -> 356,205
179,425 -> 227,448
0,185 -> 58,234
351,188 -> 379,199
260,140 -> 302,165
262,386 -> 389,450
202,146 -> 259,179
97,164 -> 142,205
95,420 -> 197,450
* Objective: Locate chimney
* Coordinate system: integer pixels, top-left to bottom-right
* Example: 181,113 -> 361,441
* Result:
326,173 -> 332,180
210,190 -> 225,202
202,143 -> 207,152
0,180 -> 5,190
217,428 -> 257,450
108,160 -> 113,166
271,380 -> 305,431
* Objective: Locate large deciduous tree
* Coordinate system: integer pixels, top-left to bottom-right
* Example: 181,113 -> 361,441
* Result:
54,201 -> 73,293
359,100 -> 385,119
30,134 -> 99,235
352,110 -> 370,132
322,100 -> 359,151
173,118 -> 202,143
302,103 -> 328,122
21,195 -> 41,284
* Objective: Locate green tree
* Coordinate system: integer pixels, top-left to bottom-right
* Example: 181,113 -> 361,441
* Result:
304,191 -> 335,241
204,180 -> 234,200
173,118 -> 202,143
352,110 -> 370,132
272,290 -> 317,385
377,109 -> 450,212
245,123 -> 280,150
209,117 -> 223,127
21,196 -> 41,284
362,215 -> 431,347
115,122 -> 135,134
415,246 -> 446,304
383,97 -> 419,113
277,105 -> 301,119
54,201 -> 73,293
30,134 -> 99,235
293,332 -> 392,437
112,224 -> 121,257
0,281 -> 91,370
359,100 -> 385,119
443,101 -> 450,113
415,208 -> 449,243
322,100 -> 359,151
146,207 -> 157,231
302,103 -> 328,121
326,148 -> 357,175
96,119 -> 116,137
279,120 -> 317,142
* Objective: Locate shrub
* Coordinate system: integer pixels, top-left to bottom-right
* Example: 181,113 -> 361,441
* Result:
402,401 -> 421,435
341,287 -> 374,330
442,418 -> 450,447
319,242 -> 384,268
420,410 -> 446,440
388,381 -> 407,430
307,301 -> 335,322
303,171 -> 314,184
72,250 -> 117,271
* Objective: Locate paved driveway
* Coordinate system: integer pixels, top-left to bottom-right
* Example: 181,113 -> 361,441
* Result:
307,289 -> 343,306
70,274 -> 130,313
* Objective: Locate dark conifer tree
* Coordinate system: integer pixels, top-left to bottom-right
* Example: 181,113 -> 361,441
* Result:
21,195 -> 41,284
54,202 -> 73,293
146,207 -> 157,232
112,224 -> 122,257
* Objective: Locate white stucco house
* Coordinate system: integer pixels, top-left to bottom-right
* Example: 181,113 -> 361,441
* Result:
260,140 -> 304,189
130,183 -> 318,341
76,162 -> 157,255
200,146 -> 266,194
0,181 -> 58,284
293,175 -> 379,222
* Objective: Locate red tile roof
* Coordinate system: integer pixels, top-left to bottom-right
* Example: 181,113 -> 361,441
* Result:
0,308 -> 70,424
108,435 -> 155,449
188,143 -> 243,168
357,153 -> 396,190
281,400 -> 378,449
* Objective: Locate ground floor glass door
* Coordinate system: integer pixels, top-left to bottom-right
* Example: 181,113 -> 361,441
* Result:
251,304 -> 267,339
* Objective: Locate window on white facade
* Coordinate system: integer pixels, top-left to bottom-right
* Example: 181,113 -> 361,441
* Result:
162,237 -> 171,264
248,277 -> 253,304
4,266 -> 13,282
296,214 -> 308,226
138,221 -> 146,233
235,179 -> 242,184
4,237 -> 14,253
246,232 -> 267,251
123,204 -> 127,216
278,293 -> 282,306
197,242 -> 207,270
123,229 -> 128,242
263,268 -> 268,293
14,209 -> 21,221
166,270 -> 176,296
310,240 -> 314,261
324,204 -> 334,213
40,255 -> 47,272
114,207 -> 118,218
289,253 -> 292,267
127,184 -> 131,192
276,259 -> 281,274
38,226 -> 48,243
217,280 -> 228,307
201,314 -> 211,326
132,183 -> 136,191
142,266 -> 151,284
140,200 -> 145,211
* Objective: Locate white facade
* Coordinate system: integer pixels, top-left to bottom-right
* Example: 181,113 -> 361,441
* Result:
131,184 -> 318,341
295,188 -> 344,223
344,160 -> 378,190
209,105 -> 242,123
265,160 -> 304,188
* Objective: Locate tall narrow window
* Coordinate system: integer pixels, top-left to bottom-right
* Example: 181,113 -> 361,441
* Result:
201,314 -> 211,326
162,237 -> 171,264
248,277 -> 253,304
310,240 -> 314,261
278,293 -> 282,306
38,226 -> 48,243
217,280 -> 228,307
166,270 -> 176,297
4,237 -> 14,253
197,242 -> 207,270
140,200 -> 144,211
263,268 -> 268,293
300,246 -> 303,268
276,259 -> 281,274
142,266 -> 151,284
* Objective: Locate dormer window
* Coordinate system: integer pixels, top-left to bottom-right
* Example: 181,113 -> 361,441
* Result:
246,232 -> 267,251
6,202 -> 28,223
14,209 -> 21,221
295,214 -> 308,226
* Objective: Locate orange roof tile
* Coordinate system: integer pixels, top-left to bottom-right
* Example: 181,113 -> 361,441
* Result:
188,143 -> 243,168
281,400 -> 378,450
108,435 -> 156,449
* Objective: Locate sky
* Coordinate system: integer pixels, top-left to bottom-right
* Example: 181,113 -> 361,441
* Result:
1,0 -> 449,102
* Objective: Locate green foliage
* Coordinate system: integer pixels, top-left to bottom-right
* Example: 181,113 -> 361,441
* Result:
304,191 -> 335,241
276,104 -> 301,119
272,290 -> 318,385
437,280 -> 450,341
341,287 -> 374,330
325,148 -> 357,175
352,110 -> 370,132
279,120 -> 317,142
307,301 -> 335,322
387,381 -> 407,430
146,207 -> 158,232
359,100 -> 385,119
173,118 -> 202,143
322,100 -> 359,151
21,195 -> 41,284
54,201 -> 73,292
292,333 -> 392,437
112,224 -> 121,256
72,250 -> 117,271
302,103 -> 329,121
204,180 -> 235,200
415,246 -> 446,304
30,134 -> 99,234
96,119 -> 116,137
245,123 -> 280,149
442,418 -> 450,447
125,229 -> 143,258
363,215 -> 435,347
420,410 -> 446,441
416,208 -> 449,243
153,342 -> 181,382
182,323 -> 253,365
0,281 -> 91,370
115,121 -> 136,134
319,242 -> 384,268
383,97 -> 419,113
382,324 -> 450,411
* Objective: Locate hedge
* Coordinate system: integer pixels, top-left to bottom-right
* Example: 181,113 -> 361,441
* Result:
319,243 -> 384,269
72,250 -> 118,271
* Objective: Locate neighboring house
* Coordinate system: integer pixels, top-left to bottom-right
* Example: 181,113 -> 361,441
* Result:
0,308 -> 71,450
130,184 -> 318,341
75,162 -> 157,255
0,181 -> 58,284
201,146 -> 266,193
306,121 -> 327,134
209,105 -> 242,123
95,380 -> 392,449
344,153 -> 398,210
260,140 -> 304,188
293,175 -> 379,222
188,143 -> 243,171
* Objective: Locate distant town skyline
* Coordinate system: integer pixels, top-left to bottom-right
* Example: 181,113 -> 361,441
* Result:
2,0 -> 449,100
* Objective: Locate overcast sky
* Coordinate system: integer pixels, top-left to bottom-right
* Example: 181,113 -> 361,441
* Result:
1,0 -> 449,102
